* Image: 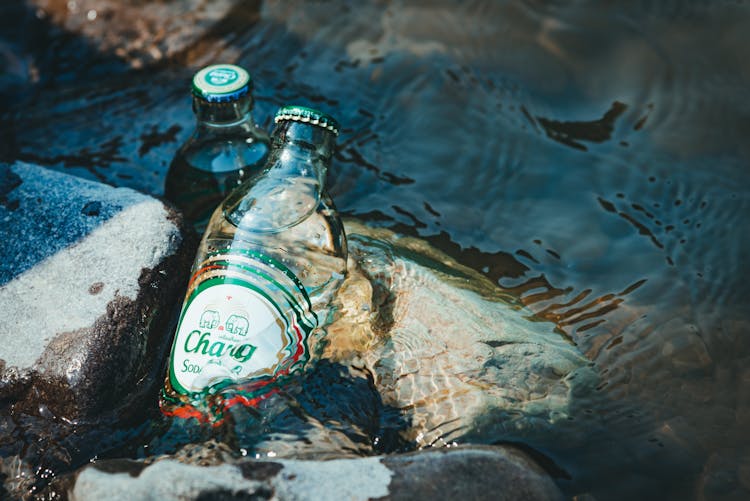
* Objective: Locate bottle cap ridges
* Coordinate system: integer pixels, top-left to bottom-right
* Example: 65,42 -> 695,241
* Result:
274,105 -> 339,135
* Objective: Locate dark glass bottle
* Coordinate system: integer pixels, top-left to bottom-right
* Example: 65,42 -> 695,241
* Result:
164,64 -> 270,232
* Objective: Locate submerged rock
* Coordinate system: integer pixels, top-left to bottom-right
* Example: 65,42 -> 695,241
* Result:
66,445 -> 563,501
0,162 -> 193,420
327,221 -> 598,449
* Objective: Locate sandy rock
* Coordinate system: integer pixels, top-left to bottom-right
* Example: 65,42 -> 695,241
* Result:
327,221 -> 598,449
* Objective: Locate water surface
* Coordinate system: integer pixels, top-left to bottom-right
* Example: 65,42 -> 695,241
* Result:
1,0 -> 749,499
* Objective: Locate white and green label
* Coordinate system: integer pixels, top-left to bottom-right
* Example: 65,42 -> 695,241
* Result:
168,249 -> 316,395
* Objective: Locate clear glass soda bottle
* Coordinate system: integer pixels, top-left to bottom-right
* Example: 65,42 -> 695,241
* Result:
164,63 -> 270,231
161,106 -> 347,423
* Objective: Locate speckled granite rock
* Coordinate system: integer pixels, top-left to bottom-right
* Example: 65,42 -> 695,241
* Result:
0,162 -> 193,420
326,221 -> 599,449
67,445 -> 563,501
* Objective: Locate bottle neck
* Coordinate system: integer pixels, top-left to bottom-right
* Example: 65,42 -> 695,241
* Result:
193,94 -> 256,127
271,120 -> 336,165
221,121 -> 336,232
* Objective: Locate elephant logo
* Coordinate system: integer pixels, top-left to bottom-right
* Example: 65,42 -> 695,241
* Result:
226,313 -> 249,336
199,309 -> 220,329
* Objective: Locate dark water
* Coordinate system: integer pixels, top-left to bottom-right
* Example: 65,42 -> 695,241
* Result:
1,0 -> 749,499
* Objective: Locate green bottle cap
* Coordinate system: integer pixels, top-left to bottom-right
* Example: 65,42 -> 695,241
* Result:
192,64 -> 252,103
274,105 -> 339,135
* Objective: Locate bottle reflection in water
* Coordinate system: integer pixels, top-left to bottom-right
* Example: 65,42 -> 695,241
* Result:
161,106 -> 347,424
164,63 -> 270,232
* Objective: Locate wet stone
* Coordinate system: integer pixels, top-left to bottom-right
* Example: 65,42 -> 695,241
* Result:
68,445 -> 562,501
379,446 -> 564,501
73,461 -> 265,501
0,162 -> 193,420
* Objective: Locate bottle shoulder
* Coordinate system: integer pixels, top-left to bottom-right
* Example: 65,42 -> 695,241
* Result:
185,122 -> 270,148
175,126 -> 271,174
203,193 -> 344,256
197,196 -> 347,300
220,167 -> 322,231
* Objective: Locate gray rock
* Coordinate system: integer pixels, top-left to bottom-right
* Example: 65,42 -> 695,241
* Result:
379,446 -> 564,501
326,221 -> 598,449
67,445 -> 562,501
0,162 -> 193,420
